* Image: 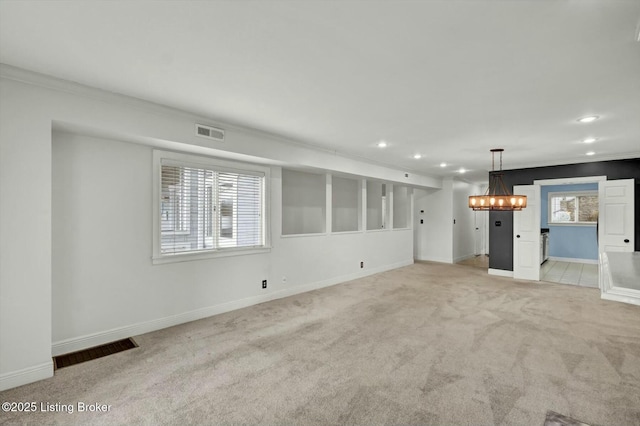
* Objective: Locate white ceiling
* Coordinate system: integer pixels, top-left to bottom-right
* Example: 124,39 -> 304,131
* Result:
1,0 -> 639,183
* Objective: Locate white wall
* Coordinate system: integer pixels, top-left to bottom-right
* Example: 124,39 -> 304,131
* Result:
51,132 -> 414,350
0,75 -> 53,389
0,66 -> 436,390
414,178 -> 454,263
392,185 -> 410,229
414,178 -> 480,263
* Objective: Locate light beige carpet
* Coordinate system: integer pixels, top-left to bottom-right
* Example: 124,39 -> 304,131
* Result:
2,262 -> 639,425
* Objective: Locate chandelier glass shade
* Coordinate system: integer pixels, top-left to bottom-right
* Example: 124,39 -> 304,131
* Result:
468,149 -> 527,211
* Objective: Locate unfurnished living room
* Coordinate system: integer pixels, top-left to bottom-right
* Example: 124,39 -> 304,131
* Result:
1,1 -> 639,425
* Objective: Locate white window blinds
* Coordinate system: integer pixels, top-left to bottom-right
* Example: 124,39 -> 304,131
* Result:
160,161 -> 264,255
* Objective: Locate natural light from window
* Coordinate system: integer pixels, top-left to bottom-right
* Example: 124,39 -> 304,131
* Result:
548,191 -> 598,225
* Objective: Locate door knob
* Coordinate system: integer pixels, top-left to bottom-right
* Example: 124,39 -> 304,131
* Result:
516,235 -> 521,238
624,239 -> 630,243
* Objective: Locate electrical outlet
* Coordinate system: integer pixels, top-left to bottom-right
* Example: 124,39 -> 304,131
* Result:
262,280 -> 267,289
360,261 -> 364,268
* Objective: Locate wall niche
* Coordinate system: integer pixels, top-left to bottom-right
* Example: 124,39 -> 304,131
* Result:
282,169 -> 326,235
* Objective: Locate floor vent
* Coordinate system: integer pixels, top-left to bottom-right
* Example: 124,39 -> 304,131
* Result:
53,338 -> 138,370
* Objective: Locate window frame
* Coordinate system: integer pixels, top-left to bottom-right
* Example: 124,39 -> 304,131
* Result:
152,150 -> 271,264
547,190 -> 598,226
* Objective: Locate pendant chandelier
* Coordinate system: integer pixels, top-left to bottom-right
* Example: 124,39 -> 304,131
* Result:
468,149 -> 527,211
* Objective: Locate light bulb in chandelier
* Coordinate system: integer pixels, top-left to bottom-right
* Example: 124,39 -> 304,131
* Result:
468,149 -> 527,211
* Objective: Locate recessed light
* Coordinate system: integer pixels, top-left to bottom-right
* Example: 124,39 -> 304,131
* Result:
577,116 -> 599,123
583,137 -> 597,144
377,141 -> 387,148
440,162 -> 447,167
413,154 -> 422,159
459,168 -> 466,174
586,151 -> 595,156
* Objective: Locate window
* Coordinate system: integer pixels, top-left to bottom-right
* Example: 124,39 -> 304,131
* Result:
548,191 -> 598,224
154,151 -> 269,262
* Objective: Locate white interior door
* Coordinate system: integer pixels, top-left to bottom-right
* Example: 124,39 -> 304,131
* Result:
513,184 -> 541,281
599,179 -> 635,253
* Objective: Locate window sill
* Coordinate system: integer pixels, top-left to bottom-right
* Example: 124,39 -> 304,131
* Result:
281,232 -> 328,238
548,222 -> 597,227
152,246 -> 271,265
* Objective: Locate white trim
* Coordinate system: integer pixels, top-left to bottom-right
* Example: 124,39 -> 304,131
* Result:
534,175 -> 606,185
548,256 -> 598,265
0,361 -> 53,391
488,268 -> 514,278
601,291 -> 640,307
152,149 -> 271,263
281,232 -> 328,238
152,247 -> 271,264
548,222 -> 597,227
454,253 -> 477,263
599,252 -> 640,306
329,230 -> 364,236
547,190 -> 598,225
414,256 -> 453,264
52,259 -> 413,356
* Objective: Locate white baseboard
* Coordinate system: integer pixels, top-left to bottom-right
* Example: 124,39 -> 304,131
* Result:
453,253 -> 477,263
0,361 -> 53,392
601,291 -> 640,307
549,256 -> 598,265
488,268 -> 514,278
52,259 -> 414,356
414,256 -> 453,264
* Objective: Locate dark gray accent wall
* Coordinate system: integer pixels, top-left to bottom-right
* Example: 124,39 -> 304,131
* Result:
489,158 -> 640,271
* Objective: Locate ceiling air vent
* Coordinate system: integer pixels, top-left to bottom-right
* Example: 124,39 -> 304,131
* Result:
195,124 -> 225,142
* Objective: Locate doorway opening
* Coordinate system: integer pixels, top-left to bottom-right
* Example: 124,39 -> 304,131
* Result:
538,181 -> 600,287
513,176 -> 606,282
540,260 -> 598,287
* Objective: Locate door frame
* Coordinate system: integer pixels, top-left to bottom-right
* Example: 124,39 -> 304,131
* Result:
522,176 -> 607,281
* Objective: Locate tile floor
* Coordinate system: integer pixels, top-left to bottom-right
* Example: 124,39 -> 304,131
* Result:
456,256 -> 599,289
540,260 -> 599,288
